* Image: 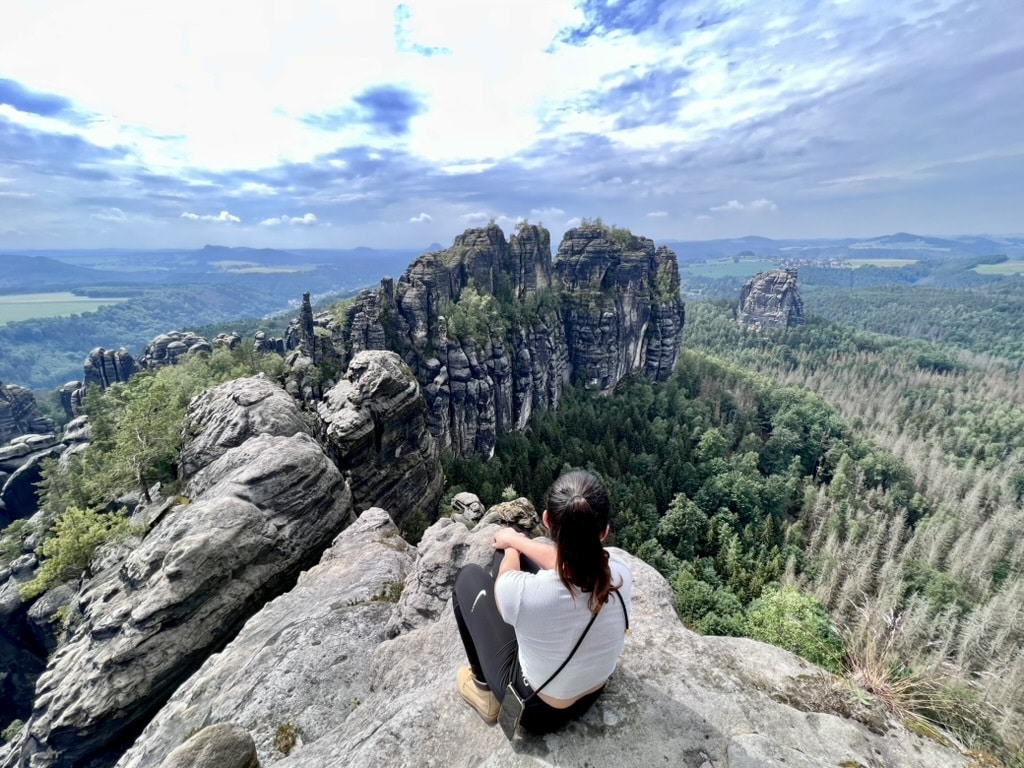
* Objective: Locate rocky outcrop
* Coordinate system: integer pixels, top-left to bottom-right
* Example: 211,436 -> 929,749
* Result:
0,554 -> 46,735
138,331 -> 213,369
0,435 -> 62,525
115,511 -> 968,768
338,224 -> 685,456
58,381 -> 83,420
0,384 -> 54,445
737,268 -> 805,328
316,351 -> 442,527
82,347 -> 139,390
556,229 -> 684,388
158,724 -> 259,768
2,376 -> 356,768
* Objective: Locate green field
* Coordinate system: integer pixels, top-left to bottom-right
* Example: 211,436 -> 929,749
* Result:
0,292 -> 129,325
847,258 -> 919,268
680,258 -> 778,278
974,261 -> 1024,275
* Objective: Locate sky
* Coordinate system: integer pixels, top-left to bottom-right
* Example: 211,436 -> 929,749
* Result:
0,0 -> 1022,250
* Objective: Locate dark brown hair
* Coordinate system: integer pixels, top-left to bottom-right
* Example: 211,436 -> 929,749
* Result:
545,470 -> 617,613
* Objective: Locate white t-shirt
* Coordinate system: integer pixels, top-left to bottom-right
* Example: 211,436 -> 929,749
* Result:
495,553 -> 632,699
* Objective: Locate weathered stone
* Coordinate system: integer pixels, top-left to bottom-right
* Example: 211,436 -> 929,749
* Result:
2,378 -> 355,768
476,497 -> 539,533
158,724 -> 259,768
25,583 -> 76,656
337,224 -> 684,457
178,375 -> 311,479
0,554 -> 45,737
0,385 -> 54,446
117,509 -> 415,768
738,268 -> 805,328
316,351 -> 442,528
0,446 -> 64,525
450,492 -> 484,523
58,381 -> 84,421
82,347 -> 138,390
113,517 -> 968,768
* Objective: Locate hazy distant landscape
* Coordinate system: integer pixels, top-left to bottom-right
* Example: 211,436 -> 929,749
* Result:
0,244 -> 421,389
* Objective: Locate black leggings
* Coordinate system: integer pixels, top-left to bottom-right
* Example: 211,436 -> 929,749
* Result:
452,550 -> 603,734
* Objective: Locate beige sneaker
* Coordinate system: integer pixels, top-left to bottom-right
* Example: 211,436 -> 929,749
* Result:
457,666 -> 500,724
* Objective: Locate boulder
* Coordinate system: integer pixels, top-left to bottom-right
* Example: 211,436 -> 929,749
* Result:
114,515 -> 969,768
157,724 -> 259,768
316,351 -> 442,528
178,375 -> 311,479
737,269 -> 805,329
0,385 -> 54,446
2,378 -> 355,768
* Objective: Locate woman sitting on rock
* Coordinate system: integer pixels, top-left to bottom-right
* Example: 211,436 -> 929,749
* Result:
452,470 -> 632,734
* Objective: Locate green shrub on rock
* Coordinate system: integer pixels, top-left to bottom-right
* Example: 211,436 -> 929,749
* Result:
744,585 -> 844,672
19,506 -> 131,600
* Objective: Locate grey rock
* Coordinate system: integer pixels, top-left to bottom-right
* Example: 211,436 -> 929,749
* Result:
25,583 -> 76,656
117,509 -> 415,768
3,378 -> 355,768
58,381 -> 83,421
476,497 -> 539,533
158,723 -> 259,768
450,492 -> 484,523
0,447 -> 64,526
337,224 -> 684,457
738,269 -> 805,329
119,516 -> 967,768
138,331 -> 211,369
0,385 -> 54,446
82,347 -> 139,391
316,351 -> 442,528
178,375 -> 311,479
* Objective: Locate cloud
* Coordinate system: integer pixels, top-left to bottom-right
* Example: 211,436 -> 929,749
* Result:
394,4 -> 452,57
646,210 -> 668,218
0,78 -> 73,117
353,85 -> 425,137
181,210 -> 240,223
409,212 -> 432,223
461,211 -> 491,223
259,213 -> 318,226
710,199 -> 777,213
91,207 -> 128,222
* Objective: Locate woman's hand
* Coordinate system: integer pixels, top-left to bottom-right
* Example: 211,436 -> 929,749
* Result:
492,527 -> 526,551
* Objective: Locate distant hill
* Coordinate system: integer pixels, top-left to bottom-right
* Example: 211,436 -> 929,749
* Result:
0,254 -> 155,292
660,233 -> 1024,263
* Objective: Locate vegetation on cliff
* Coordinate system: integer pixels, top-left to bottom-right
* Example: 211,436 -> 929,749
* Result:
444,301 -> 1024,762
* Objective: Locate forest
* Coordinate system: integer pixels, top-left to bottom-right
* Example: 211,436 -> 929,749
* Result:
3,251 -> 1024,764
444,292 -> 1024,764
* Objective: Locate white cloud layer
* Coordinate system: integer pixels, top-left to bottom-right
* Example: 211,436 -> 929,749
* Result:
0,0 -> 1021,247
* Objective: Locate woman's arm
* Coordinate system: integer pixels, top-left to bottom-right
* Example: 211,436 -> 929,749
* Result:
492,528 -> 557,571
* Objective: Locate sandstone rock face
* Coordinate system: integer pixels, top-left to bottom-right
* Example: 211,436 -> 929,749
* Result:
0,554 -> 46,734
138,331 -> 212,369
117,509 -> 415,768
58,381 -> 83,420
157,724 -> 259,768
1,377 -> 356,768
556,228 -> 685,389
178,375 -> 311,479
316,351 -> 442,528
0,385 -> 54,445
82,347 -> 139,390
738,268 -> 805,328
338,224 -> 685,457
115,515 -> 968,768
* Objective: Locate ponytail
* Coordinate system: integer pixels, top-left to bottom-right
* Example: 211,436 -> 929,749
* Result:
545,470 -> 617,614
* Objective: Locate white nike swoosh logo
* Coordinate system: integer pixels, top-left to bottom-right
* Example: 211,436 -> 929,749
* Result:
471,589 -> 487,612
